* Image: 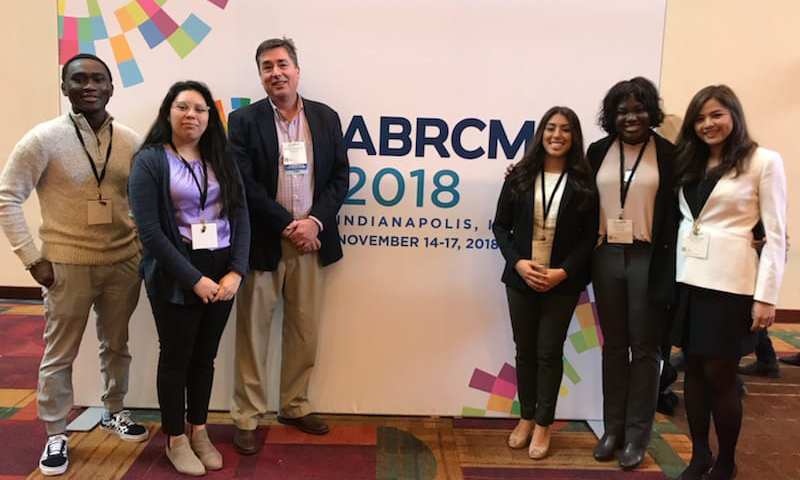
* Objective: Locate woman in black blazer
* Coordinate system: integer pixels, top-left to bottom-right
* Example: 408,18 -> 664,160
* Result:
493,106 -> 598,460
588,77 -> 677,470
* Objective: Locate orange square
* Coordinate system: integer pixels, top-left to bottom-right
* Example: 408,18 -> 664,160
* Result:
574,302 -> 595,329
110,35 -> 134,63
486,393 -> 513,413
115,6 -> 136,32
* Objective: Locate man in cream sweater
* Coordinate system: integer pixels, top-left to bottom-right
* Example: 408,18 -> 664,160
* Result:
0,54 -> 147,476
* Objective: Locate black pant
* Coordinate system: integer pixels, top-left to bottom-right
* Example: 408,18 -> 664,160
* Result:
754,328 -> 777,365
592,242 -> 666,446
151,247 -> 234,436
506,285 -> 580,426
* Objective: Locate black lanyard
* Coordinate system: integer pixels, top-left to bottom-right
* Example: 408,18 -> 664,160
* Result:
618,134 -> 650,212
169,142 -> 208,212
71,116 -> 112,192
540,169 -> 567,226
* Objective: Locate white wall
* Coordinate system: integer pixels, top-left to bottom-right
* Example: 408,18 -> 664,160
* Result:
0,2 -> 58,286
661,0 -> 800,308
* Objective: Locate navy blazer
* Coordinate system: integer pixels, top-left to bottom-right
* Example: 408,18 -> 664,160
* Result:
228,97 -> 349,271
587,132 -> 678,309
129,146 -> 250,304
493,175 -> 599,294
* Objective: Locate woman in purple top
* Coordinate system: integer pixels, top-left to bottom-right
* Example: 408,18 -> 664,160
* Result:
129,81 -> 250,476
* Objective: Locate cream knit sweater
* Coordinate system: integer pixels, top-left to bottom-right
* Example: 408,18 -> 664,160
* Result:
0,112 -> 141,266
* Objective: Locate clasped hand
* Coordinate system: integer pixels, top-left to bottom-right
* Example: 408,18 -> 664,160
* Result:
514,260 -> 567,292
283,218 -> 321,253
192,271 -> 241,304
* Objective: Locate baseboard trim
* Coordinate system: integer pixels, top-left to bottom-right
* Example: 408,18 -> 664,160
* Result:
776,309 -> 800,324
0,286 -> 42,300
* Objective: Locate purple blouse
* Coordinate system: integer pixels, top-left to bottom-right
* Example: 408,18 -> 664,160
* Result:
166,148 -> 231,250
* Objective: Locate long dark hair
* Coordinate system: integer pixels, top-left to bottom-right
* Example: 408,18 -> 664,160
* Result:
139,80 -> 242,216
598,76 -> 664,134
507,106 -> 596,210
674,85 -> 757,186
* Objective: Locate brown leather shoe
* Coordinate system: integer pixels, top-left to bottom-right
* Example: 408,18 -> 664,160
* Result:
232,427 -> 260,455
277,414 -> 330,435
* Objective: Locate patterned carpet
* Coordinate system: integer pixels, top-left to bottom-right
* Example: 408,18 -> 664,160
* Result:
1,300 -> 798,479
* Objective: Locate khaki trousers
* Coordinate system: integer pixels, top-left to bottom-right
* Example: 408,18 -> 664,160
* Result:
232,238 -> 324,430
38,254 -> 141,435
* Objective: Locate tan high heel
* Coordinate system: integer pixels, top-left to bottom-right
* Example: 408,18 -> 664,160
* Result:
528,424 -> 551,460
508,419 -> 533,449
166,434 -> 205,476
190,428 -> 223,470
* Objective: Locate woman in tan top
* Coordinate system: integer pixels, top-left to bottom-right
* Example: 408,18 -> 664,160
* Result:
588,77 -> 678,471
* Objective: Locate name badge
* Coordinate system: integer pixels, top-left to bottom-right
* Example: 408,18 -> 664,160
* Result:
531,239 -> 552,268
191,222 -> 218,250
607,218 -> 633,244
282,141 -> 308,175
682,231 -> 709,259
87,199 -> 112,225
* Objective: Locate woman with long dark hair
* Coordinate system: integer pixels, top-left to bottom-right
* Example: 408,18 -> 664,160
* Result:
129,81 -> 250,476
588,77 -> 678,470
493,106 -> 597,459
672,85 -> 786,480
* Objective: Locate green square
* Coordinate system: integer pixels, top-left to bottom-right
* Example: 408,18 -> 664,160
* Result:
569,330 -> 589,353
58,16 -> 64,38
167,28 -> 197,59
461,406 -> 485,417
582,326 -> 599,349
155,0 -> 168,5
87,0 -> 101,16
77,17 -> 93,41
510,401 -> 521,416
562,356 -> 581,384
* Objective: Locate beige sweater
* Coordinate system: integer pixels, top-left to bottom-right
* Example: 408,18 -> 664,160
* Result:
0,112 -> 140,266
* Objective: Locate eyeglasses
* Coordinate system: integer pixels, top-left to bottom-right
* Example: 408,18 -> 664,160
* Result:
172,102 -> 210,114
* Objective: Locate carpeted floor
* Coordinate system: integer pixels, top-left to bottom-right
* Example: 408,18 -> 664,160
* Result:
1,301 -> 798,479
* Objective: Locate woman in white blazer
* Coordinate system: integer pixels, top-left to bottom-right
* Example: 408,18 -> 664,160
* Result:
672,85 -> 787,480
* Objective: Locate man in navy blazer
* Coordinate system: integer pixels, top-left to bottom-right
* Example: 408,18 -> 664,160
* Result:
228,37 -> 349,454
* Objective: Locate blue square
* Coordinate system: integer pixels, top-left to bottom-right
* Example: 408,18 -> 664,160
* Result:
181,14 -> 210,44
118,59 -> 144,87
138,19 -> 165,48
90,16 -> 108,40
78,40 -> 96,55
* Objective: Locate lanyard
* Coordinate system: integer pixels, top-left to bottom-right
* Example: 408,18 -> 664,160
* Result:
169,142 -> 208,212
618,134 -> 650,214
70,116 -> 112,193
540,169 -> 567,226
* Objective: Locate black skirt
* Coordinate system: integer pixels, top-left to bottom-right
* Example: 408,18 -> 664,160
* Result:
671,283 -> 756,357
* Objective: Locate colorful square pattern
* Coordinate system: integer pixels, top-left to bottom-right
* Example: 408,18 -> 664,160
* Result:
58,0 -> 228,87
463,287 -> 599,417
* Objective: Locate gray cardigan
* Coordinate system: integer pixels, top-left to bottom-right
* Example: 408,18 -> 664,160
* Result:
129,145 -> 250,304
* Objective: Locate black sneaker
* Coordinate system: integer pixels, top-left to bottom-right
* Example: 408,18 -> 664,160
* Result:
100,410 -> 149,442
39,434 -> 68,476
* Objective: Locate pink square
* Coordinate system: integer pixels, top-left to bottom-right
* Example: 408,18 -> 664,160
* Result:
491,377 -> 517,399
59,39 -> 78,64
136,0 -> 161,16
62,16 -> 77,41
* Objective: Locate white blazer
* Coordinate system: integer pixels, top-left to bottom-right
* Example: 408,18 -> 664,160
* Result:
675,147 -> 787,305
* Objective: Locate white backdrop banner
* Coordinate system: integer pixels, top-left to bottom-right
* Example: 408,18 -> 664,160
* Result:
63,0 -> 667,419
